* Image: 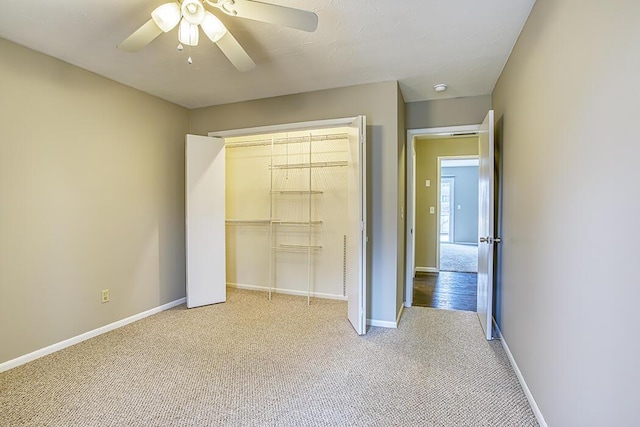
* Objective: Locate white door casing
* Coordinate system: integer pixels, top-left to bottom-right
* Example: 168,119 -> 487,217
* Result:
208,117 -> 367,335
404,143 -> 417,307
477,110 -> 496,340
185,134 -> 226,308
405,125 -> 481,306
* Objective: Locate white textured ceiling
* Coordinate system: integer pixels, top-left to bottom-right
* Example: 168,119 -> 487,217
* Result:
0,0 -> 535,109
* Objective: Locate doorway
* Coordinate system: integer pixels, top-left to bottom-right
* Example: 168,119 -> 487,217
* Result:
405,125 -> 480,309
203,116 -> 368,335
438,157 -> 479,274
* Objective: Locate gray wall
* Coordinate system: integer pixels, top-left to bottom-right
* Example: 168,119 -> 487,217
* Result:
0,39 -> 189,365
492,0 -> 640,425
189,82 -> 404,324
441,166 -> 478,244
406,95 -> 491,129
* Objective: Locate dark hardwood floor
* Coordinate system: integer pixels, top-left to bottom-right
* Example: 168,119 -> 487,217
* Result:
413,271 -> 477,312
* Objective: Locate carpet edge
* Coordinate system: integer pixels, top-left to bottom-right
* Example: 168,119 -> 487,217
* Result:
495,321 -> 548,427
0,297 -> 186,373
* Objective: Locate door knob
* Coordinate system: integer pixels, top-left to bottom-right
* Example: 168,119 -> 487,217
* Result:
480,236 -> 501,244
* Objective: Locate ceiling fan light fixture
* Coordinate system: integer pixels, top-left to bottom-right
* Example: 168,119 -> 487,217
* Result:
181,0 -> 206,25
151,2 -> 181,32
201,11 -> 227,43
179,18 -> 200,46
118,0 -> 317,72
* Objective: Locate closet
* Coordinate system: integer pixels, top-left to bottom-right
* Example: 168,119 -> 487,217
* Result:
186,117 -> 367,334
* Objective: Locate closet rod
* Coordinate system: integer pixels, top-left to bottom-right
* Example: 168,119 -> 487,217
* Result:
271,190 -> 323,195
272,244 -> 322,251
225,219 -> 270,224
226,132 -> 348,149
272,220 -> 323,225
270,160 -> 348,170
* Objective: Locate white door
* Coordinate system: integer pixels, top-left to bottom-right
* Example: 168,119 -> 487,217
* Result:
347,116 -> 367,335
185,134 -> 226,308
477,110 -> 497,340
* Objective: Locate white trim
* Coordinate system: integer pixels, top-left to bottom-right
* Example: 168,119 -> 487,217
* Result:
214,116 -> 367,333
208,117 -> 359,138
441,158 -> 479,168
0,297 -> 186,374
436,159 -> 442,268
494,322 -> 548,427
396,302 -> 404,326
405,124 -> 482,316
408,125 -> 481,139
416,266 -> 438,273
367,318 -> 397,328
404,142 -> 416,307
227,283 -> 347,301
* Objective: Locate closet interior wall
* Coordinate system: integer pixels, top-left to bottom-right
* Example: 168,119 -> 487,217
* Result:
225,127 -> 351,301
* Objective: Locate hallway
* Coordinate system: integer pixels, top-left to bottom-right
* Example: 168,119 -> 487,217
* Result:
413,272 -> 477,312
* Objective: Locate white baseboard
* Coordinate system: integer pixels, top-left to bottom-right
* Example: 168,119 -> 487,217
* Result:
367,318 -> 398,328
416,266 -> 438,273
494,322 -> 548,427
396,303 -> 404,326
365,303 -> 405,329
227,282 -> 347,301
0,297 -> 186,374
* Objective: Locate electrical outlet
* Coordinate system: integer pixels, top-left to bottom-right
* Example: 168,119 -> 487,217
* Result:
101,289 -> 110,303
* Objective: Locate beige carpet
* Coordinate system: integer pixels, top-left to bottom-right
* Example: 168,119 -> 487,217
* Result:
0,289 -> 537,426
440,243 -> 478,273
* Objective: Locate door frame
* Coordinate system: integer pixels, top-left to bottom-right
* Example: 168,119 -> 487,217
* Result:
436,155 -> 480,271
405,125 -> 480,307
208,118 -> 360,138
208,117 -> 368,334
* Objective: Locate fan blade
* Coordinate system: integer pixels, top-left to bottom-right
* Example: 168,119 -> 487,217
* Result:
228,0 -> 318,32
216,31 -> 256,72
117,19 -> 163,52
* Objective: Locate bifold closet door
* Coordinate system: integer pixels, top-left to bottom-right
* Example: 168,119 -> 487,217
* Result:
185,134 -> 226,308
347,116 -> 367,335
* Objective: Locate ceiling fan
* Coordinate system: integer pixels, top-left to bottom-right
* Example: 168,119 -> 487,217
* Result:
117,0 -> 318,72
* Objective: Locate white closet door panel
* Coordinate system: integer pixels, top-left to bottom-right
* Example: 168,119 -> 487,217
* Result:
185,134 -> 226,308
347,116 -> 367,335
